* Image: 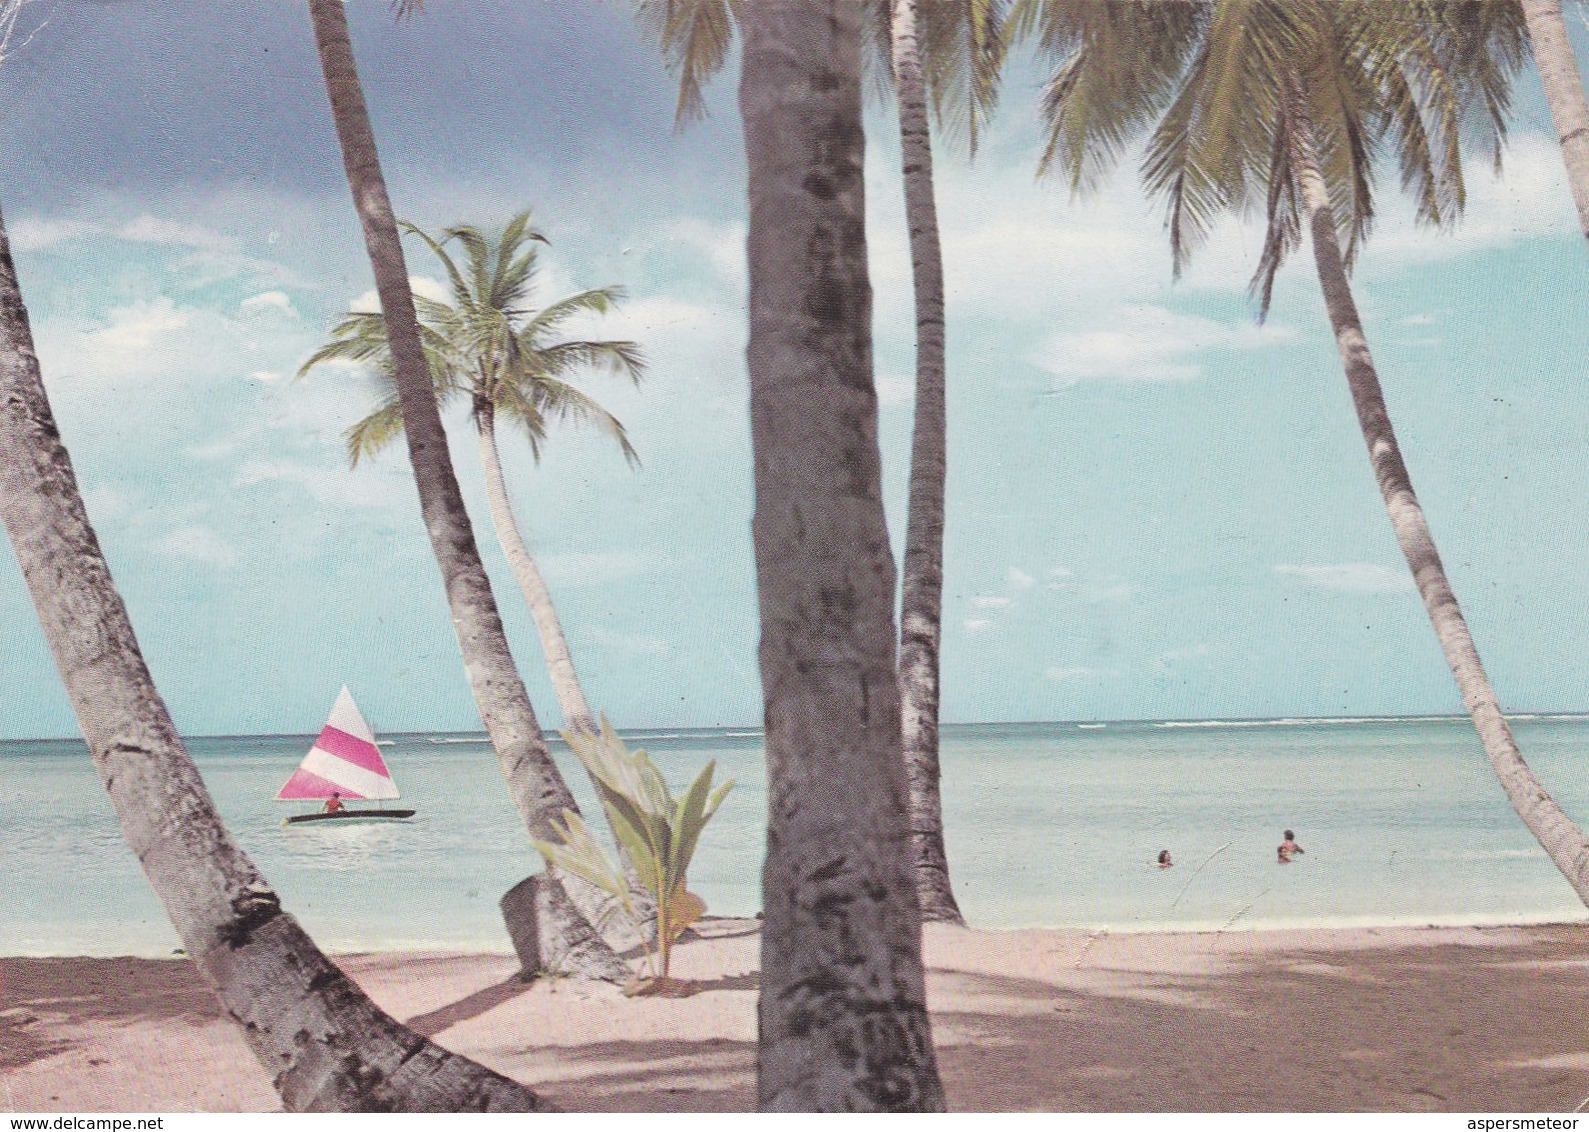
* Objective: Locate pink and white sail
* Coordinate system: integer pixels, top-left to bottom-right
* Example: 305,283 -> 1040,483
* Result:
275,687 -> 399,801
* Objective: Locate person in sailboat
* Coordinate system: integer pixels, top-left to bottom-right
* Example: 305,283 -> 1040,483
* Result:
323,792 -> 344,815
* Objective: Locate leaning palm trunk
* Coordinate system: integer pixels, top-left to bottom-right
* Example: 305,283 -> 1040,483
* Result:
475,403 -> 596,735
0,204 -> 548,1113
1522,0 -> 1589,247
891,0 -> 964,927
740,0 -> 944,1110
476,402 -> 654,944
308,0 -> 626,981
1288,81 -> 1589,903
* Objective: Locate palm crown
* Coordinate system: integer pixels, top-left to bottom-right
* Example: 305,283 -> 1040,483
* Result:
299,209 -> 645,466
1016,0 -> 1527,313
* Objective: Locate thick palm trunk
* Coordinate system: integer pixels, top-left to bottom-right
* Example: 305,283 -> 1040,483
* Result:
740,0 -> 944,1111
1522,0 -> 1589,246
0,203 -> 548,1113
307,0 -> 626,982
1289,91 -> 1589,904
474,404 -> 596,735
891,0 -> 964,927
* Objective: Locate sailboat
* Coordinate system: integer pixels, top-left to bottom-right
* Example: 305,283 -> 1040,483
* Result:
276,687 -> 415,825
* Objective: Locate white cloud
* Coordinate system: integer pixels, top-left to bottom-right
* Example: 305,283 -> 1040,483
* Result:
1400,314 -> 1437,327
964,618 -> 992,633
46,297 -> 192,383
104,296 -> 191,347
1008,566 -> 1036,589
663,217 -> 746,286
150,524 -> 237,566
114,215 -> 310,289
32,293 -> 326,410
117,215 -> 232,251
863,140 -> 1266,341
1274,563 -> 1413,593
972,595 -> 1010,609
349,276 -> 450,313
1032,305 -> 1298,387
240,291 -> 297,318
1364,134 -> 1577,267
597,294 -> 731,339
8,218 -> 100,251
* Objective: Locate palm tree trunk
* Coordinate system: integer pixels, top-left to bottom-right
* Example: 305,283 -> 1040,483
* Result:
1522,0 -> 1589,247
0,202 -> 549,1113
476,402 -> 653,945
891,0 -> 965,927
1288,85 -> 1589,904
307,0 -> 627,982
474,403 -> 596,735
740,0 -> 944,1111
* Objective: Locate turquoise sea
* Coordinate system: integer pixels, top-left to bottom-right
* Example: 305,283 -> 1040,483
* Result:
5,716 -> 1589,956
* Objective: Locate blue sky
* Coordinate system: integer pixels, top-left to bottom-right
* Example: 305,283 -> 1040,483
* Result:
3,2 -> 1589,739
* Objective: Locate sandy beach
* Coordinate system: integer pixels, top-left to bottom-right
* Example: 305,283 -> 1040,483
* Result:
5,918 -> 1589,1112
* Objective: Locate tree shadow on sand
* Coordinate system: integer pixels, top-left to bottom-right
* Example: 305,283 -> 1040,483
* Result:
0,957 -> 221,1070
516,1037 -> 757,1112
403,975 -> 536,1037
927,928 -> 1589,1111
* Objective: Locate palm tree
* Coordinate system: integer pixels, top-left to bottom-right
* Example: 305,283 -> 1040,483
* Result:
306,0 -> 627,981
1519,0 -> 1589,247
634,0 -> 1008,927
1021,0 -> 1589,904
299,211 -> 644,738
886,0 -> 1006,927
740,0 -> 944,1110
0,198 -> 548,1111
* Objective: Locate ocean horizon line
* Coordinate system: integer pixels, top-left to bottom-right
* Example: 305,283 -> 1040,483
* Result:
8,709 -> 1589,747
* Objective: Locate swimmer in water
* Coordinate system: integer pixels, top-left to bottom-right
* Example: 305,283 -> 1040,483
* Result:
1277,829 -> 1304,863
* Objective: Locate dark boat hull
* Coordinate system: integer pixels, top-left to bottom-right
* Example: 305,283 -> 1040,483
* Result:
284,809 -> 415,825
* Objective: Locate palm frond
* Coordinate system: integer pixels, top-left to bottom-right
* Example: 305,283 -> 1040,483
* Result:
441,223 -> 495,313
343,393 -> 406,467
518,286 -> 629,342
488,379 -> 550,463
1251,91 -> 1299,319
634,0 -> 738,129
1142,0 -> 1299,275
1027,0 -> 1206,193
1025,0 -> 1525,305
491,209 -> 549,311
917,0 -> 1012,157
528,375 -> 642,467
399,220 -> 473,311
534,339 -> 648,387
861,0 -> 898,108
312,209 -> 645,471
